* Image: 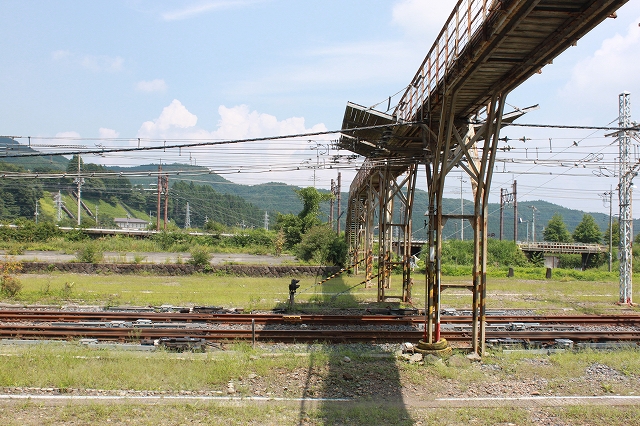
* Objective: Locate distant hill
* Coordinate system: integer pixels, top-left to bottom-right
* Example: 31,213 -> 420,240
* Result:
0,144 -> 631,239
113,162 -> 625,241
110,163 -> 309,216
0,137 -> 69,171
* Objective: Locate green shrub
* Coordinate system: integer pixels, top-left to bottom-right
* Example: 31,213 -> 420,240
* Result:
0,258 -> 23,297
189,246 -> 211,267
438,239 -> 529,268
65,228 -> 89,242
76,244 -> 103,263
152,231 -> 191,251
487,239 -> 529,267
1,276 -> 22,297
440,240 -> 474,265
296,225 -> 346,267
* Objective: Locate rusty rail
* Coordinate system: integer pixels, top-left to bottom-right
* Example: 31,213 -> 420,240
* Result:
1,325 -> 640,344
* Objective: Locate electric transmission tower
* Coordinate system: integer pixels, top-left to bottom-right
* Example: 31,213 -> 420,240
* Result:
618,91 -> 633,305
54,191 -> 63,222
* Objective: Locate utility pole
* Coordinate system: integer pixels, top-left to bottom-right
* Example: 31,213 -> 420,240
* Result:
609,187 -> 613,273
602,187 -> 614,273
460,176 -> 464,241
264,211 -> 269,230
499,188 -> 505,240
618,91 -> 633,305
529,205 -> 537,242
329,178 -> 335,230
184,202 -> 191,229
74,155 -> 84,226
95,204 -> 99,227
500,184 -> 515,241
34,200 -> 39,224
513,180 -> 518,242
163,173 -> 169,230
337,172 -> 342,234
156,164 -> 162,231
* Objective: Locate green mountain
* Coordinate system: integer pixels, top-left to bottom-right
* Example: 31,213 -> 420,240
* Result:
0,137 -> 69,171
0,142 -> 629,240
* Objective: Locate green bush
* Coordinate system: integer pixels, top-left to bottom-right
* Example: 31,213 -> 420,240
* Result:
152,231 -> 190,251
438,239 -> 528,268
65,228 -> 89,242
487,239 -> 529,267
0,275 -> 22,297
0,258 -> 23,297
296,225 -> 346,267
440,240 -> 474,265
228,229 -> 274,248
76,244 -> 103,263
189,246 -> 212,267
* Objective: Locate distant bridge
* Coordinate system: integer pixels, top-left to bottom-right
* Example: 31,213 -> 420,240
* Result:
339,0 -> 628,353
518,241 -> 608,254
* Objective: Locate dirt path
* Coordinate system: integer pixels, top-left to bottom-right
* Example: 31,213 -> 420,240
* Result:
0,250 -> 296,265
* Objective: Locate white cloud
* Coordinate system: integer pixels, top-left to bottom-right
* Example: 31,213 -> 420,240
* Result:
81,55 -> 124,72
138,99 -> 199,138
561,18 -> 640,100
50,51 -> 124,72
161,0 -> 263,21
391,0 -> 458,38
53,131 -> 81,147
211,104 -> 326,140
550,16 -> 640,125
51,50 -> 71,61
99,128 -> 120,139
55,131 -> 80,138
137,100 -> 326,140
136,79 -> 167,93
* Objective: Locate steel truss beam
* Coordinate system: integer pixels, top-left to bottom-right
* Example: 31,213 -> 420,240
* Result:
346,162 -> 417,302
377,163 -> 417,302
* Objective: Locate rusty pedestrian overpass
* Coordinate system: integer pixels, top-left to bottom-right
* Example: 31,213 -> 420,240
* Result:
338,0 -> 627,354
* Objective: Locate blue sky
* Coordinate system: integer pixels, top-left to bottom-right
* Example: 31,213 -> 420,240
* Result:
1,0 -> 639,215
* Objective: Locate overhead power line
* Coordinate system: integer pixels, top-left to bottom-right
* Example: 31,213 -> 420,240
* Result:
0,122 -> 417,159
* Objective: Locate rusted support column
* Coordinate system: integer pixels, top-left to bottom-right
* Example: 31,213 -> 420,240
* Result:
425,91 -> 458,343
401,164 -> 418,302
471,91 -> 507,355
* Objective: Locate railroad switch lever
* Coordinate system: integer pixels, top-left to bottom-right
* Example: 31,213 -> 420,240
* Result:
288,279 -> 300,310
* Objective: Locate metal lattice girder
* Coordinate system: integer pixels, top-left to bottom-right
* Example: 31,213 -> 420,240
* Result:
376,163 -> 417,302
618,92 -> 633,305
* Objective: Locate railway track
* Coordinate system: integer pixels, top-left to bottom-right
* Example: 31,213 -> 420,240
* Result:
1,309 -> 639,327
0,309 -> 639,345
0,324 -> 639,344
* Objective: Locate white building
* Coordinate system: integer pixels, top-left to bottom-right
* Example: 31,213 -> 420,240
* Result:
113,217 -> 149,230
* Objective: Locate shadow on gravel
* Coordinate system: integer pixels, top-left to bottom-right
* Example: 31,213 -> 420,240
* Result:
266,274 -> 414,426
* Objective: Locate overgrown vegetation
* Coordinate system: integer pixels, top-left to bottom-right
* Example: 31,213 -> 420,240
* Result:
0,257 -> 22,297
188,245 -> 211,268
435,239 -> 529,268
76,242 -> 103,263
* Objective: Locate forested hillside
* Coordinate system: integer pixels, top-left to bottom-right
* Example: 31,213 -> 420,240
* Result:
0,144 -> 632,240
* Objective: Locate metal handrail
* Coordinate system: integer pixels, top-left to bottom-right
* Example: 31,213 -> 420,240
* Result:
394,0 -> 495,121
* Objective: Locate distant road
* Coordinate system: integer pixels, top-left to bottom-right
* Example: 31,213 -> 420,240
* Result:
0,251 -> 297,265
